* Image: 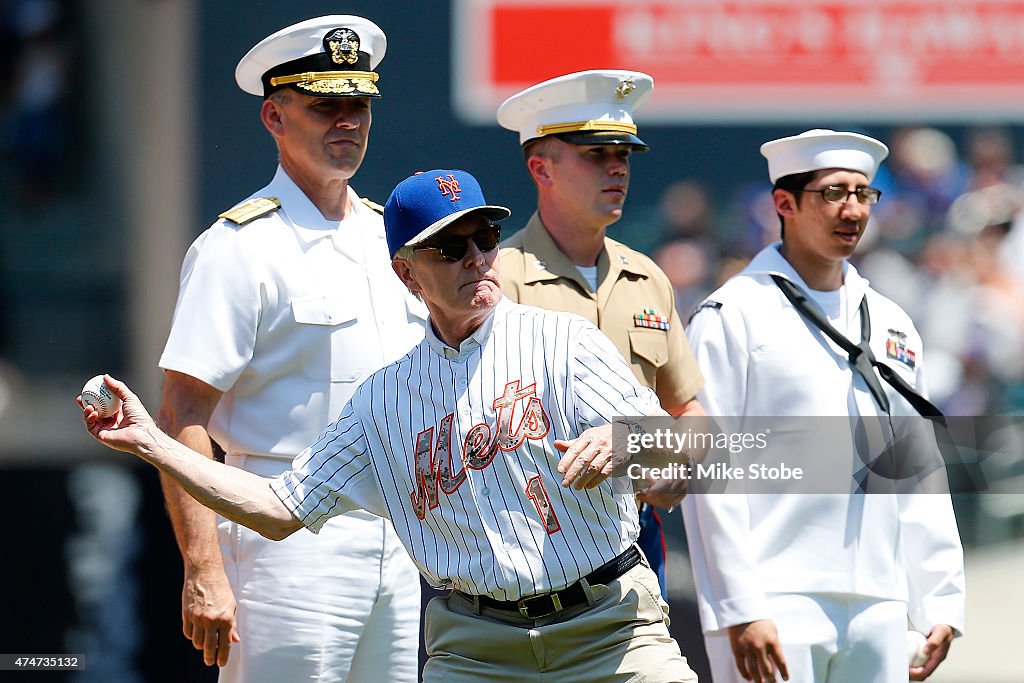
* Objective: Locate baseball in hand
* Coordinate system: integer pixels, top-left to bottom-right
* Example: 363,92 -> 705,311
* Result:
906,630 -> 928,667
80,375 -> 121,418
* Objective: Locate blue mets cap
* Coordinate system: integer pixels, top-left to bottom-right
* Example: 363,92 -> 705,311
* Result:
384,170 -> 511,258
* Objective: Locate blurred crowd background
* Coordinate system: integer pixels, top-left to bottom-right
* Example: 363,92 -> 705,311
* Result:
0,1 -> 1022,681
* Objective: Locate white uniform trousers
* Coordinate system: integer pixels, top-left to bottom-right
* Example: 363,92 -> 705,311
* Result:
218,454 -> 420,683
704,593 -> 909,683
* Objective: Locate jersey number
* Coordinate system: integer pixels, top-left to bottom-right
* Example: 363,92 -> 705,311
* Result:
525,475 -> 560,534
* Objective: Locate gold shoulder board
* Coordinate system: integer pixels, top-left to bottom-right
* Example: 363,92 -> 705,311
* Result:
361,197 -> 385,214
218,197 -> 281,225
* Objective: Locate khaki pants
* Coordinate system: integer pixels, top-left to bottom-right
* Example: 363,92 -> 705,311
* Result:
423,562 -> 698,683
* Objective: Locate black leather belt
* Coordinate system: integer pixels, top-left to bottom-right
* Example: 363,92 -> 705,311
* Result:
467,545 -> 642,619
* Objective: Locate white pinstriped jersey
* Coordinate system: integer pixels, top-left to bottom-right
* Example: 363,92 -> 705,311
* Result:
272,298 -> 667,600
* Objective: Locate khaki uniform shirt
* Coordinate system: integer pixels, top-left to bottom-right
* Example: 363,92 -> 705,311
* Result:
499,212 -> 704,409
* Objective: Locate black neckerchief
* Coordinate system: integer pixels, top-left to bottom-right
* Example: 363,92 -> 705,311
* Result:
771,275 -> 947,427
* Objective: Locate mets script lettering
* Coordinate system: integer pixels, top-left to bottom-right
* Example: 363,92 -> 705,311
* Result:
410,380 -> 550,518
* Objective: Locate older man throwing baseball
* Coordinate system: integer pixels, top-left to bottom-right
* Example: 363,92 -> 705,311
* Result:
81,169 -> 699,683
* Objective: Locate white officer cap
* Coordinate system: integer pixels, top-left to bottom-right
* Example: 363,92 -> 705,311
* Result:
235,15 -> 386,98
497,69 -> 654,149
760,129 -> 889,183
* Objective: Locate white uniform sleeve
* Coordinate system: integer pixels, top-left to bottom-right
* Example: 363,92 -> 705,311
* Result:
686,303 -> 749,417
159,227 -> 262,391
683,303 -> 772,631
897,347 -> 966,635
889,322 -> 966,635
270,400 -> 388,530
898,492 -> 966,635
571,323 -> 666,426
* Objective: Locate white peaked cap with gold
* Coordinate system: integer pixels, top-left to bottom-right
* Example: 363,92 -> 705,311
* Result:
497,69 -> 654,149
235,15 -> 386,98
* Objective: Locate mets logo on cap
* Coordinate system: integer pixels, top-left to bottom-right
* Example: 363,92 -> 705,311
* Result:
436,174 -> 462,201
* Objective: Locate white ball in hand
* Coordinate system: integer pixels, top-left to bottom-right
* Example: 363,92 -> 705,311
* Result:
906,630 -> 928,667
81,375 -> 121,418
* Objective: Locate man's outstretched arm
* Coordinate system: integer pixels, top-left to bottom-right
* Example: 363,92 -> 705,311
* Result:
81,375 -> 304,541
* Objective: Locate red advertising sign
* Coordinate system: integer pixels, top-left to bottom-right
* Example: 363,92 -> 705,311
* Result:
453,0 -> 1024,123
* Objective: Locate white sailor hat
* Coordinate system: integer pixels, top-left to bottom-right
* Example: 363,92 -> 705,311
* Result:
235,15 -> 386,98
497,69 -> 654,149
760,129 -> 889,183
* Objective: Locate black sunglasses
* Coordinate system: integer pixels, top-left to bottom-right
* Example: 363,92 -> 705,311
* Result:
413,224 -> 501,262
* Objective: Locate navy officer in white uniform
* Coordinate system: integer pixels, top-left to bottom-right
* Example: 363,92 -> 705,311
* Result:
155,15 -> 425,683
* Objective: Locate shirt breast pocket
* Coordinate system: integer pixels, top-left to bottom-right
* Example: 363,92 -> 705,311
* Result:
628,328 -> 669,388
291,296 -> 362,382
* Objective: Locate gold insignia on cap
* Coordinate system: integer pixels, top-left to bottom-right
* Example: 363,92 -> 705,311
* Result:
616,77 -> 636,100
218,197 -> 281,225
536,120 -> 638,137
270,71 -> 379,96
325,27 -> 360,66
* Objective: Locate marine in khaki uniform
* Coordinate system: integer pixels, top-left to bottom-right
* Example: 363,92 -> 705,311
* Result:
496,69 -> 705,596
501,213 -> 701,408
497,69 -> 704,418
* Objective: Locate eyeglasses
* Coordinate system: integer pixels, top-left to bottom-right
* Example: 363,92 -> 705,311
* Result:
800,185 -> 882,205
413,224 -> 501,262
